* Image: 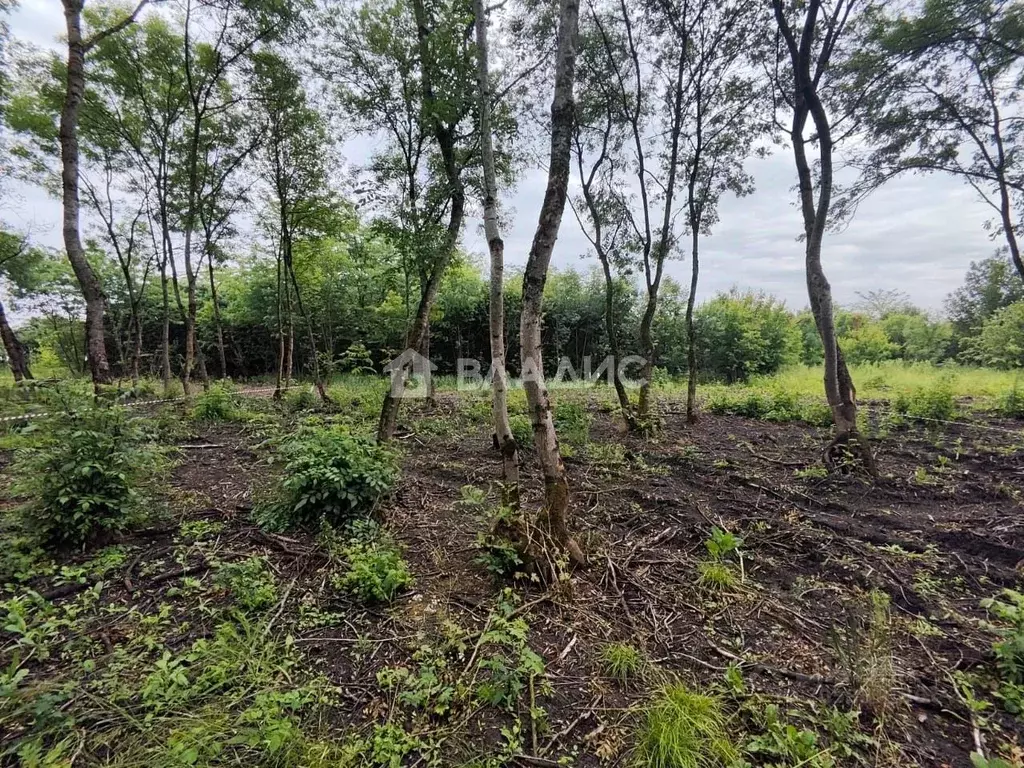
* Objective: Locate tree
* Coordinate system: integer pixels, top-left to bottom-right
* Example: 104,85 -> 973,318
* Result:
849,0 -> 1024,284
521,0 -> 585,566
59,0 -> 150,389
973,301 -> 1024,367
474,0 -> 519,499
0,231 -> 45,380
946,251 -> 1024,336
772,0 -> 875,472
252,51 -> 333,402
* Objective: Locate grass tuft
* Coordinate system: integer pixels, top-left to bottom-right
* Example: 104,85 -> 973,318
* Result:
634,682 -> 739,768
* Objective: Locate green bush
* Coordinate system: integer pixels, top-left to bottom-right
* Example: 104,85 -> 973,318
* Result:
981,589 -> 1024,714
256,426 -> 399,531
554,400 -> 591,445
893,379 -> 957,423
996,385 -> 1024,419
11,407 -> 165,548
694,291 -> 800,382
285,386 -> 318,412
334,522 -> 412,603
191,384 -> 238,422
508,414 -> 533,448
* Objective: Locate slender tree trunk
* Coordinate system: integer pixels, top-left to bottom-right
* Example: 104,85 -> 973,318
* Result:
60,0 -> 111,389
774,0 -> 871,472
685,226 -> 699,423
284,281 -> 294,388
598,256 -> 634,423
207,258 -> 228,378
475,0 -> 520,502
286,250 -> 329,402
520,0 -> 584,566
274,249 -> 285,400
160,259 -> 171,393
0,300 -> 32,381
377,0 -> 467,442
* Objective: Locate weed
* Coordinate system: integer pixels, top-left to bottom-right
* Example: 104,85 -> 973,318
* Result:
996,385 -> 1024,419
554,400 -> 591,445
746,703 -> 830,767
705,527 -> 743,560
893,378 -> 957,423
600,642 -> 647,685
11,407 -> 166,548
256,426 -> 399,531
191,383 -> 238,421
634,682 -> 740,768
285,386 -> 319,412
216,557 -> 279,612
832,590 -> 895,718
508,414 -> 533,448
697,561 -> 737,591
334,522 -> 412,603
981,589 -> 1024,715
794,466 -> 829,481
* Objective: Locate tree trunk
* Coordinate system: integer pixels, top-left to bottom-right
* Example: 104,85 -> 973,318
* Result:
287,255 -> 329,402
160,257 -> 172,393
60,0 -> 111,389
207,257 -> 228,378
274,250 -> 285,400
475,0 -> 520,503
520,0 -> 584,566
377,0 -> 467,442
773,0 -> 873,473
685,226 -> 699,423
0,299 -> 32,381
598,256 -> 634,425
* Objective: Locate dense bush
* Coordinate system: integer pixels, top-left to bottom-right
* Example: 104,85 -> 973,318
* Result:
970,302 -> 1024,369
892,379 -> 957,423
693,292 -> 800,382
191,384 -> 238,421
11,407 -> 165,548
256,426 -> 399,531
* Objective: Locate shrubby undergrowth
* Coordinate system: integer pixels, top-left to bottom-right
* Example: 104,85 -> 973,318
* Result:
256,424 -> 399,531
11,407 -> 166,548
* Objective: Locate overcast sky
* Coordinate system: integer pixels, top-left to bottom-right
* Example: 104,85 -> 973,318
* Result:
3,0 -> 1001,314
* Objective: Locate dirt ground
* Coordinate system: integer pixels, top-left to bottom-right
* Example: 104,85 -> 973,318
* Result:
3,391 -> 1023,766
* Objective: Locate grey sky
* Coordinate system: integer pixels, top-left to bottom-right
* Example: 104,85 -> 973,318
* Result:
3,0 -> 999,314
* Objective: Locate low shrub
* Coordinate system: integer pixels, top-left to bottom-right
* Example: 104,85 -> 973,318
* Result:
508,414 -> 533,449
892,379 -> 957,423
334,521 -> 412,603
996,385 -> 1024,419
981,589 -> 1024,715
11,407 -> 165,548
191,384 -> 238,422
256,426 -> 399,531
554,400 -> 591,445
635,682 -> 740,768
216,557 -> 279,612
285,386 -> 318,413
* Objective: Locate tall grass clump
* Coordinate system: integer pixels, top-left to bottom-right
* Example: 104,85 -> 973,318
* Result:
634,682 -> 739,767
11,407 -> 166,548
256,425 -> 399,531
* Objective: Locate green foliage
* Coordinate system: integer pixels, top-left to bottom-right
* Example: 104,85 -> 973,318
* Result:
694,292 -> 800,383
554,400 -> 592,445
970,302 -> 1024,369
216,557 -> 279,612
635,682 -> 740,768
704,386 -> 828,425
599,642 -> 647,684
285,386 -> 319,413
892,379 -> 957,423
11,407 -> 165,548
996,384 -> 1024,418
981,589 -> 1024,715
333,521 -> 412,603
508,414 -> 533,449
191,384 -> 238,422
745,704 -> 831,768
256,426 -> 399,531
705,527 -> 743,560
697,561 -> 736,591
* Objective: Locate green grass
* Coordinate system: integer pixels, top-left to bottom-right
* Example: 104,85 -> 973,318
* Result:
599,642 -> 647,684
634,682 -> 740,768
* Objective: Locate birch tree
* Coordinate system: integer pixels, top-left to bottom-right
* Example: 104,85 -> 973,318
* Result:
521,0 -> 585,565
474,0 -> 519,499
